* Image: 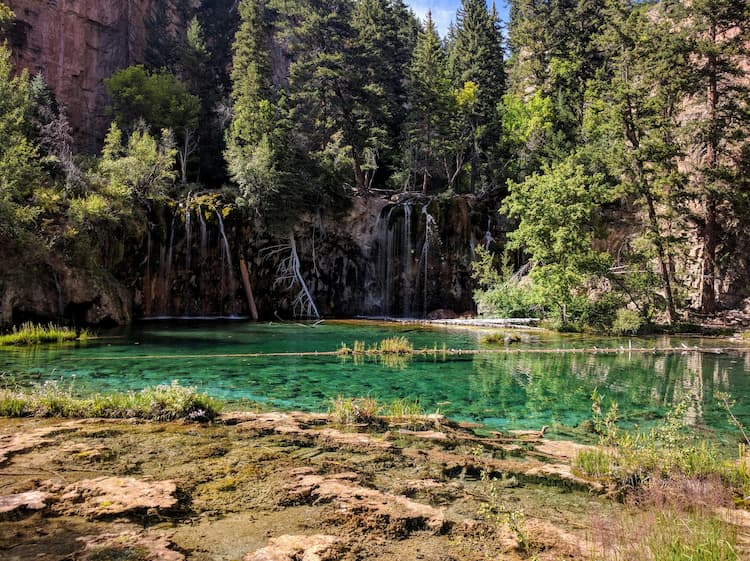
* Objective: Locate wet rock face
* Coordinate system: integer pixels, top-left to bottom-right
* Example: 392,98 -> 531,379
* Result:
0,261 -> 132,327
5,0 -> 155,152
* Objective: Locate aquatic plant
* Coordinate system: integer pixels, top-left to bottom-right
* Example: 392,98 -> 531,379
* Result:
480,332 -> 522,345
376,336 -> 413,354
0,322 -> 90,346
336,337 -> 412,356
0,380 -> 221,421
381,398 -> 423,419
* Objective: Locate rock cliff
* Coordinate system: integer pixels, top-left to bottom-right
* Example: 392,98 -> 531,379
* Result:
5,0 -> 156,151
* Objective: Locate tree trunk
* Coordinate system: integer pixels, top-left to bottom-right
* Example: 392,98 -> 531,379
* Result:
239,255 -> 259,321
701,196 -> 718,313
352,150 -> 368,196
645,192 -> 678,324
701,22 -> 719,314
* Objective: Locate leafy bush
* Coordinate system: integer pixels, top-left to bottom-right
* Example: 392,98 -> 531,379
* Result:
611,308 -> 645,335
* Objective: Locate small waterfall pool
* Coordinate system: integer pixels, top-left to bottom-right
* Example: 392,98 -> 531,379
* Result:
1,320 -> 749,443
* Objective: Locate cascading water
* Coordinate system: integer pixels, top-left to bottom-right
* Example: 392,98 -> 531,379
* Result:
185,199 -> 192,270
215,208 -> 236,295
374,199 -> 441,318
198,205 -> 208,261
402,203 -> 413,317
421,203 -> 439,316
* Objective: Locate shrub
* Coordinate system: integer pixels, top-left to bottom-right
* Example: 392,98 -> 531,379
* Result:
611,308 -> 645,336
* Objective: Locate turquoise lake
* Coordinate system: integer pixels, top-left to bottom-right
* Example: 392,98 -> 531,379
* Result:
1,320 -> 749,441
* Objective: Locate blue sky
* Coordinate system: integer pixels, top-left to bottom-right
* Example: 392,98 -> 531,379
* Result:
405,0 -> 510,37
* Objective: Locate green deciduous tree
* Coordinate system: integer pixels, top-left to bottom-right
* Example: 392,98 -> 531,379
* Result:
503,158 -> 613,326
106,66 -> 200,184
98,122 -> 177,205
0,30 -> 41,244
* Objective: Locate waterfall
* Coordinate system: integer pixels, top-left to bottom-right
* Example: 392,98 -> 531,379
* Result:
215,208 -> 235,293
198,205 -> 208,261
421,203 -> 438,316
164,214 -> 176,308
185,198 -> 192,270
402,202 -> 413,317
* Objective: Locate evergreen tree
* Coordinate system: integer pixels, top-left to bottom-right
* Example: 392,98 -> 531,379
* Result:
684,0 -> 750,313
450,0 -> 506,192
407,12 -> 453,193
507,0 -> 606,162
225,0 -> 282,210
585,0 -> 692,323
350,0 -> 417,187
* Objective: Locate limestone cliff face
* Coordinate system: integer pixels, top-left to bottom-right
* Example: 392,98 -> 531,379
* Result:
6,0 -> 155,151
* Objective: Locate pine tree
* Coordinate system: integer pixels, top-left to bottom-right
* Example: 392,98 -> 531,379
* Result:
225,0 -> 281,209
450,0 -> 506,192
585,0 -> 693,323
684,0 -> 750,313
407,12 -> 453,193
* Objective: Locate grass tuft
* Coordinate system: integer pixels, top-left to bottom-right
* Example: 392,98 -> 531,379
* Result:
0,322 -> 90,346
0,380 -> 221,421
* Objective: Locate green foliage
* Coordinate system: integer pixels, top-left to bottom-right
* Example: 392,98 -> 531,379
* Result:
0,44 -> 41,244
611,308 -> 645,336
98,122 -> 177,204
0,380 -> 221,421
503,158 -> 613,326
585,391 -> 750,495
574,448 -> 612,478
0,322 -> 88,346
106,66 -> 199,135
472,247 -> 538,318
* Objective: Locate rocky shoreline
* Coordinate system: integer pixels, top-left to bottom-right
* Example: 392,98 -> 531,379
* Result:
0,413 -> 747,560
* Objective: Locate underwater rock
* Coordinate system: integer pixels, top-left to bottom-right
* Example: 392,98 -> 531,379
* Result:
47,476 -> 178,517
283,468 -> 447,537
244,534 -> 344,561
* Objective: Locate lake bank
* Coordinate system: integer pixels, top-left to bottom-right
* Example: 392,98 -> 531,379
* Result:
3,411 -> 747,561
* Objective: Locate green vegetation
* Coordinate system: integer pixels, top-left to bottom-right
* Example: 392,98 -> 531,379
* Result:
590,510 -> 739,561
0,380 -> 221,421
337,337 -> 413,355
0,323 -> 89,346
576,391 -> 750,497
328,395 -> 424,425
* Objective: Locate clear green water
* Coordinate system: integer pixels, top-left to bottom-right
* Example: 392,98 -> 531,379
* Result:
1,320 -> 749,440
